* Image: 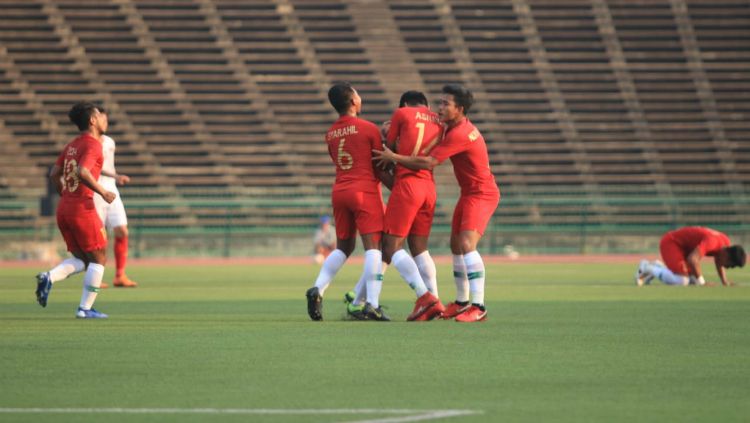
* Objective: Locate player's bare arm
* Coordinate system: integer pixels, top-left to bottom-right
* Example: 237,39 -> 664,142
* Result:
101,169 -> 131,186
714,257 -> 732,286
372,146 -> 437,171
79,166 -> 116,203
686,248 -> 704,284
49,164 -> 63,195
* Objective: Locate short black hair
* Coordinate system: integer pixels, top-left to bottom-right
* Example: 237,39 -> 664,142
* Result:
328,82 -> 356,115
68,101 -> 100,131
442,84 -> 474,115
399,90 -> 428,108
726,245 -> 746,268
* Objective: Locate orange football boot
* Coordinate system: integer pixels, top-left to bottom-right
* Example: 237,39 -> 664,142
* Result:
407,292 -> 439,321
413,300 -> 446,321
99,282 -> 109,289
454,305 -> 487,322
113,274 -> 138,288
441,301 -> 470,319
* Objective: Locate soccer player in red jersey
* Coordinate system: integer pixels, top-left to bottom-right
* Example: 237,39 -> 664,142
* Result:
635,226 -> 745,286
35,102 -> 116,318
306,82 -> 390,322
373,84 -> 500,322
381,91 -> 445,321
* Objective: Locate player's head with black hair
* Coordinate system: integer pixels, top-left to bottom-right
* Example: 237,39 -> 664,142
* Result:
328,82 -> 361,115
725,245 -> 746,268
442,84 -> 473,115
399,91 -> 428,108
68,101 -> 102,131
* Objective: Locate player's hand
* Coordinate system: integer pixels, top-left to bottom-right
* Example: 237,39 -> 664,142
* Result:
372,147 -> 394,169
116,174 -> 131,185
102,191 -> 116,204
380,120 -> 391,139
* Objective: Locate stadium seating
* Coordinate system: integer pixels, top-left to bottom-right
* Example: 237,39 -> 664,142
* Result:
0,0 -> 747,241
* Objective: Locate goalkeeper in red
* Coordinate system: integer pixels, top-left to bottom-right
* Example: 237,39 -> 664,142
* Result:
373,84 -> 500,322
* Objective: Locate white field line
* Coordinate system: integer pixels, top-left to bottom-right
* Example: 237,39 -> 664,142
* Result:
0,407 -> 482,422
341,409 -> 480,423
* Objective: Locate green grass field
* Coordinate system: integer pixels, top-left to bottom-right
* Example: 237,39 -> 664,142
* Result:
1,260 -> 749,423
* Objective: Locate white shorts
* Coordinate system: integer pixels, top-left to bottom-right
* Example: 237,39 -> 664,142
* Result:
94,182 -> 128,229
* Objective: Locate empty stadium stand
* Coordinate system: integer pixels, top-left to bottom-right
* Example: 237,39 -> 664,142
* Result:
0,0 -> 747,254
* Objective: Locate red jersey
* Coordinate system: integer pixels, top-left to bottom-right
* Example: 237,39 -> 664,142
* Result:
430,118 -> 499,196
665,226 -> 730,257
55,133 -> 104,210
386,106 -> 443,180
326,115 -> 383,193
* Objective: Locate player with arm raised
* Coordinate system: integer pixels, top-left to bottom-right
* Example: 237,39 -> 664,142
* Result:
35,102 -> 116,319
380,90 -> 445,321
373,84 -> 500,322
305,82 -> 389,322
94,110 -> 138,288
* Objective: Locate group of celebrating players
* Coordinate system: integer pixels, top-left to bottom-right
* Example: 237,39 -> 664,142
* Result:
33,83 -> 745,321
305,82 -> 499,322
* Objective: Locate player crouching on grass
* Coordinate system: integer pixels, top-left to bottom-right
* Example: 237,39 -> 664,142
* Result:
635,226 -> 746,287
35,102 -> 115,319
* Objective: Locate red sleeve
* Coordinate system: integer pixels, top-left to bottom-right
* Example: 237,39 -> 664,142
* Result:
78,142 -> 100,171
430,132 -> 469,164
386,109 -> 403,144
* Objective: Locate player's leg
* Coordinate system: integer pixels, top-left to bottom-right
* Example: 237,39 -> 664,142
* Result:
36,214 -> 86,307
307,193 -> 356,320
443,200 -> 471,318
453,230 -> 488,322
649,238 -> 690,285
354,192 -> 388,321
453,194 -> 498,322
76,248 -> 108,318
359,232 -> 389,321
408,186 -> 438,297
382,182 -> 434,318
106,196 -> 137,287
112,225 -> 136,287
94,194 -> 112,289
75,215 -> 109,318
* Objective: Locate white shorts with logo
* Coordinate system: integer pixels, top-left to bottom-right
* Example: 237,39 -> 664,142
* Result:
94,177 -> 128,229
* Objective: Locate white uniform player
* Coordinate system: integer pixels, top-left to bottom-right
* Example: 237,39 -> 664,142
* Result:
95,135 -> 128,229
94,134 -> 138,288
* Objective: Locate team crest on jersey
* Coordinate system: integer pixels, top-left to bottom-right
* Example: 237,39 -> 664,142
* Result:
468,129 -> 479,142
67,147 -> 77,156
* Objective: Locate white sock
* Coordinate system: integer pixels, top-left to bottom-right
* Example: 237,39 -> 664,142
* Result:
352,275 -> 367,306
48,258 -> 86,283
364,249 -> 383,308
464,251 -> 485,305
313,249 -> 347,296
651,263 -> 689,286
453,254 -> 469,302
414,250 -> 438,297
392,249 -> 428,297
355,262 -> 387,305
79,262 -> 104,310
